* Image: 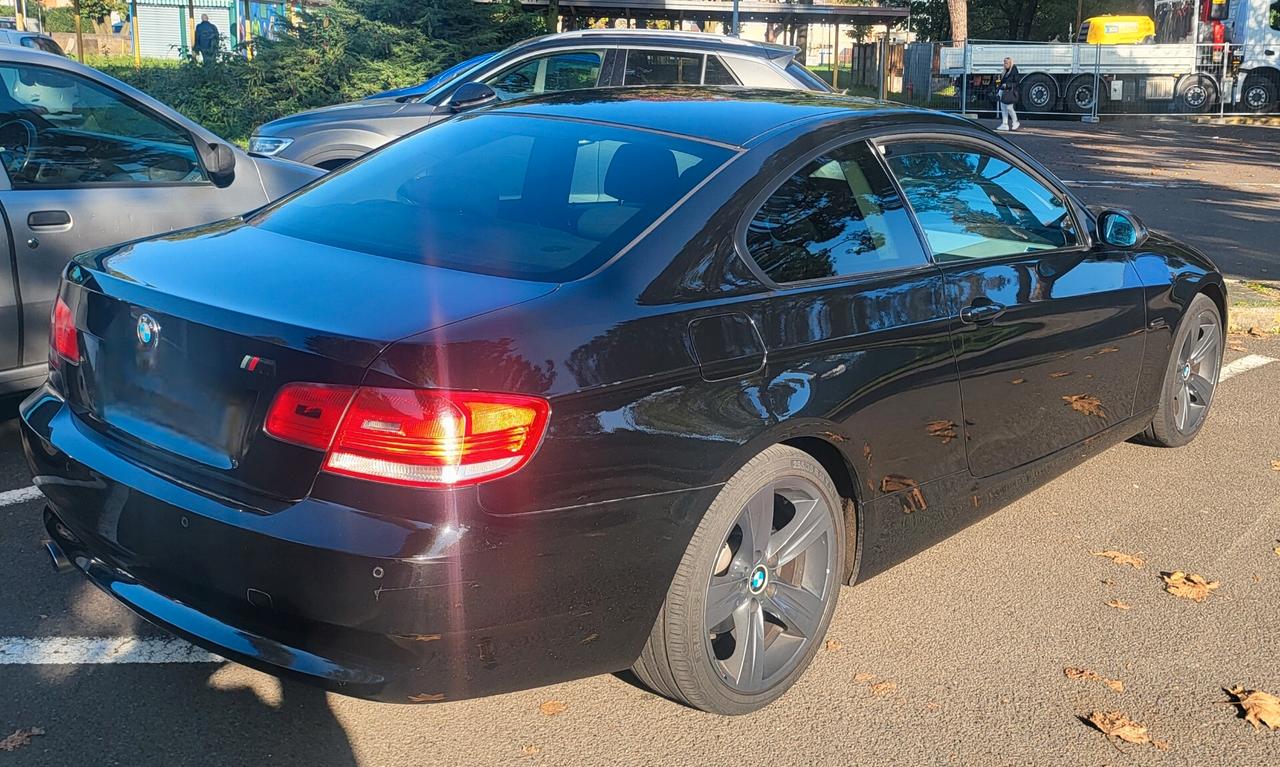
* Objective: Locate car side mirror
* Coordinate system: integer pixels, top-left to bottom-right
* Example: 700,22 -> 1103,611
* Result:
199,140 -> 236,187
449,81 -> 497,113
1097,209 -> 1147,249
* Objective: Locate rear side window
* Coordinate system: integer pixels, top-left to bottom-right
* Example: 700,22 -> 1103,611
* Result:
785,61 -> 834,92
624,50 -> 702,85
881,141 -> 1078,262
253,114 -> 733,282
703,56 -> 739,85
745,141 -> 926,283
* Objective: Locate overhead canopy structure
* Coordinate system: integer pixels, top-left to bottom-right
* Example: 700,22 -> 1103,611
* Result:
504,0 -> 909,28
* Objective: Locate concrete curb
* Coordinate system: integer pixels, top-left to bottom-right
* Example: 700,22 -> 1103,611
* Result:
1226,278 -> 1280,334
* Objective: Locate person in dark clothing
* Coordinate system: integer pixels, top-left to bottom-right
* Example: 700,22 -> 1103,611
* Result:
194,14 -> 219,64
995,57 -> 1021,131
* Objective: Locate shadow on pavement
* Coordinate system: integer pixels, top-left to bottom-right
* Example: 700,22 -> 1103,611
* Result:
3,663 -> 357,766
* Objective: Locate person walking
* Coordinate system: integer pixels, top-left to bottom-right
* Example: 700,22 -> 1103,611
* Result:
995,57 -> 1021,131
194,14 -> 220,64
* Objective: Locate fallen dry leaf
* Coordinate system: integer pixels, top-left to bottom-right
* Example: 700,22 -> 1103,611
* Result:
1011,377 -> 1026,384
0,728 -> 45,752
1274,545 -> 1280,557
1248,326 -> 1265,337
1050,371 -> 1073,378
1105,599 -> 1132,610
881,474 -> 927,514
1065,667 -> 1125,693
538,700 -> 568,716
1271,460 -> 1280,471
854,672 -> 876,683
869,681 -> 897,696
1093,550 -> 1145,569
520,744 -> 542,757
1064,394 -> 1106,418
407,692 -> 446,702
926,419 -> 958,444
824,639 -> 843,652
1153,739 -> 1171,751
1162,571 -> 1221,602
1095,347 -> 1120,355
1229,342 -> 1246,352
1087,710 -> 1152,746
1227,686 -> 1280,731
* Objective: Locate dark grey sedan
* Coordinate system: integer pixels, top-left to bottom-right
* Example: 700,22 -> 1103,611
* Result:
248,29 -> 832,169
0,48 -> 321,394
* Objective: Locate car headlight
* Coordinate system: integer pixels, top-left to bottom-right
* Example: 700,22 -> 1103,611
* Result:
249,136 -> 294,156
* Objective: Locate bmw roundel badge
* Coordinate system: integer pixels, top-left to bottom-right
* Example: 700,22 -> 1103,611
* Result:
136,313 -> 160,348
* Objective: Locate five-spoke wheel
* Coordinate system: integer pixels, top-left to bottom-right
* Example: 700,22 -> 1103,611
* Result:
705,478 -> 836,694
633,445 -> 845,715
1138,293 -> 1222,447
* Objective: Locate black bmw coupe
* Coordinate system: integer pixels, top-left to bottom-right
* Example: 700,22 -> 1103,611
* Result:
22,88 -> 1225,715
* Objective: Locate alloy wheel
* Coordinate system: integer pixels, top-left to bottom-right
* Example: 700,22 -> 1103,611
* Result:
704,478 -> 836,694
1172,308 -> 1221,434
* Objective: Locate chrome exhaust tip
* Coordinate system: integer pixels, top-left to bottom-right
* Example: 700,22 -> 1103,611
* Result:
45,539 -> 72,573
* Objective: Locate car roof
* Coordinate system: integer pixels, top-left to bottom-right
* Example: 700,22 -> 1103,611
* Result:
485,86 -> 966,148
508,29 -> 799,60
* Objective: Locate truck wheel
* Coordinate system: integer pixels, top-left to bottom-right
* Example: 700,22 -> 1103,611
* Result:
1175,74 -> 1217,113
1019,73 -> 1057,112
1240,74 -> 1278,114
632,445 -> 846,715
1064,75 -> 1105,114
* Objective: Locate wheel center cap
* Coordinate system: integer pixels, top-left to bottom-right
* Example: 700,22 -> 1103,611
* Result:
1180,362 -> 1192,382
748,566 -> 769,594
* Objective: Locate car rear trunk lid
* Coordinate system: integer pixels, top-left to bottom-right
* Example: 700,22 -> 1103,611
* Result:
61,222 -> 555,507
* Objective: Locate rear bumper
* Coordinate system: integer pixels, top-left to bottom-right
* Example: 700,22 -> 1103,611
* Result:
21,385 -> 716,702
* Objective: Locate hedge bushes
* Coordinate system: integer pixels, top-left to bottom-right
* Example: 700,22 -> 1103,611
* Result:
87,0 -> 541,145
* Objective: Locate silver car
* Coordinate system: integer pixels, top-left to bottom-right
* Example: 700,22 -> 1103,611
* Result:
0,48 -> 321,393
249,29 -> 832,169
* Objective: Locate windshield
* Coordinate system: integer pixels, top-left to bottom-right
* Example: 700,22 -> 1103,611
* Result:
252,113 -> 734,282
372,52 -> 497,100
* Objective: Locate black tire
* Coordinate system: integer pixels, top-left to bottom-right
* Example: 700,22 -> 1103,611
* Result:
1019,73 -> 1057,113
1064,74 -> 1106,114
1136,294 -> 1222,447
1240,74 -> 1278,114
1175,74 -> 1217,114
632,444 -> 847,715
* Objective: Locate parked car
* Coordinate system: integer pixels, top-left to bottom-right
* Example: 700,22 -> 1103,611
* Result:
0,48 -> 321,394
0,27 -> 63,56
26,88 -> 1224,715
248,29 -> 833,169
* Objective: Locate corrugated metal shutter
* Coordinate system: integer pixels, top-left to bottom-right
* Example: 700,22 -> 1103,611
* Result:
137,5 -> 182,59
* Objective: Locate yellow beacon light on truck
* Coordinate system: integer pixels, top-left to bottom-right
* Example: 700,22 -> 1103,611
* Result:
1078,15 -> 1157,45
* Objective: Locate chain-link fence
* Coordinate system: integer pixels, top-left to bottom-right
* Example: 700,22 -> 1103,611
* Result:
883,40 -> 1278,119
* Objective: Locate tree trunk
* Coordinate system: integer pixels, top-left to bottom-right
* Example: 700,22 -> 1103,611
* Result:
1017,0 -> 1040,40
946,0 -> 968,42
546,0 -> 559,32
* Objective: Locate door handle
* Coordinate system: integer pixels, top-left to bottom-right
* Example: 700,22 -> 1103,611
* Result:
28,210 -> 71,230
959,301 -> 1006,324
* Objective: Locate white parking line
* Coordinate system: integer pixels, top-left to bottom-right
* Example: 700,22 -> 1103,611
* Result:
1062,179 -> 1280,189
0,636 -> 221,664
1219,354 -> 1277,382
0,485 -> 42,508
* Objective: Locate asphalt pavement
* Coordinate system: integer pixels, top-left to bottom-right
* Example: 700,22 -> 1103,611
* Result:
1005,118 -> 1279,281
2,121 -> 1279,766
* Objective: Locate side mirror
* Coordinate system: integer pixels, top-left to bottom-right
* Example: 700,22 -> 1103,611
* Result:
199,140 -> 236,187
1097,209 -> 1147,249
449,81 -> 497,113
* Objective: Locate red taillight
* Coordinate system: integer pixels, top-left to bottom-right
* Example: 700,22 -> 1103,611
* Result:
263,384 -> 550,488
263,383 -> 357,450
50,296 -> 78,365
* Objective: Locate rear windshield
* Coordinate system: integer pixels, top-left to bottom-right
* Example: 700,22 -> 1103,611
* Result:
786,61 -> 833,92
253,114 -> 734,282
